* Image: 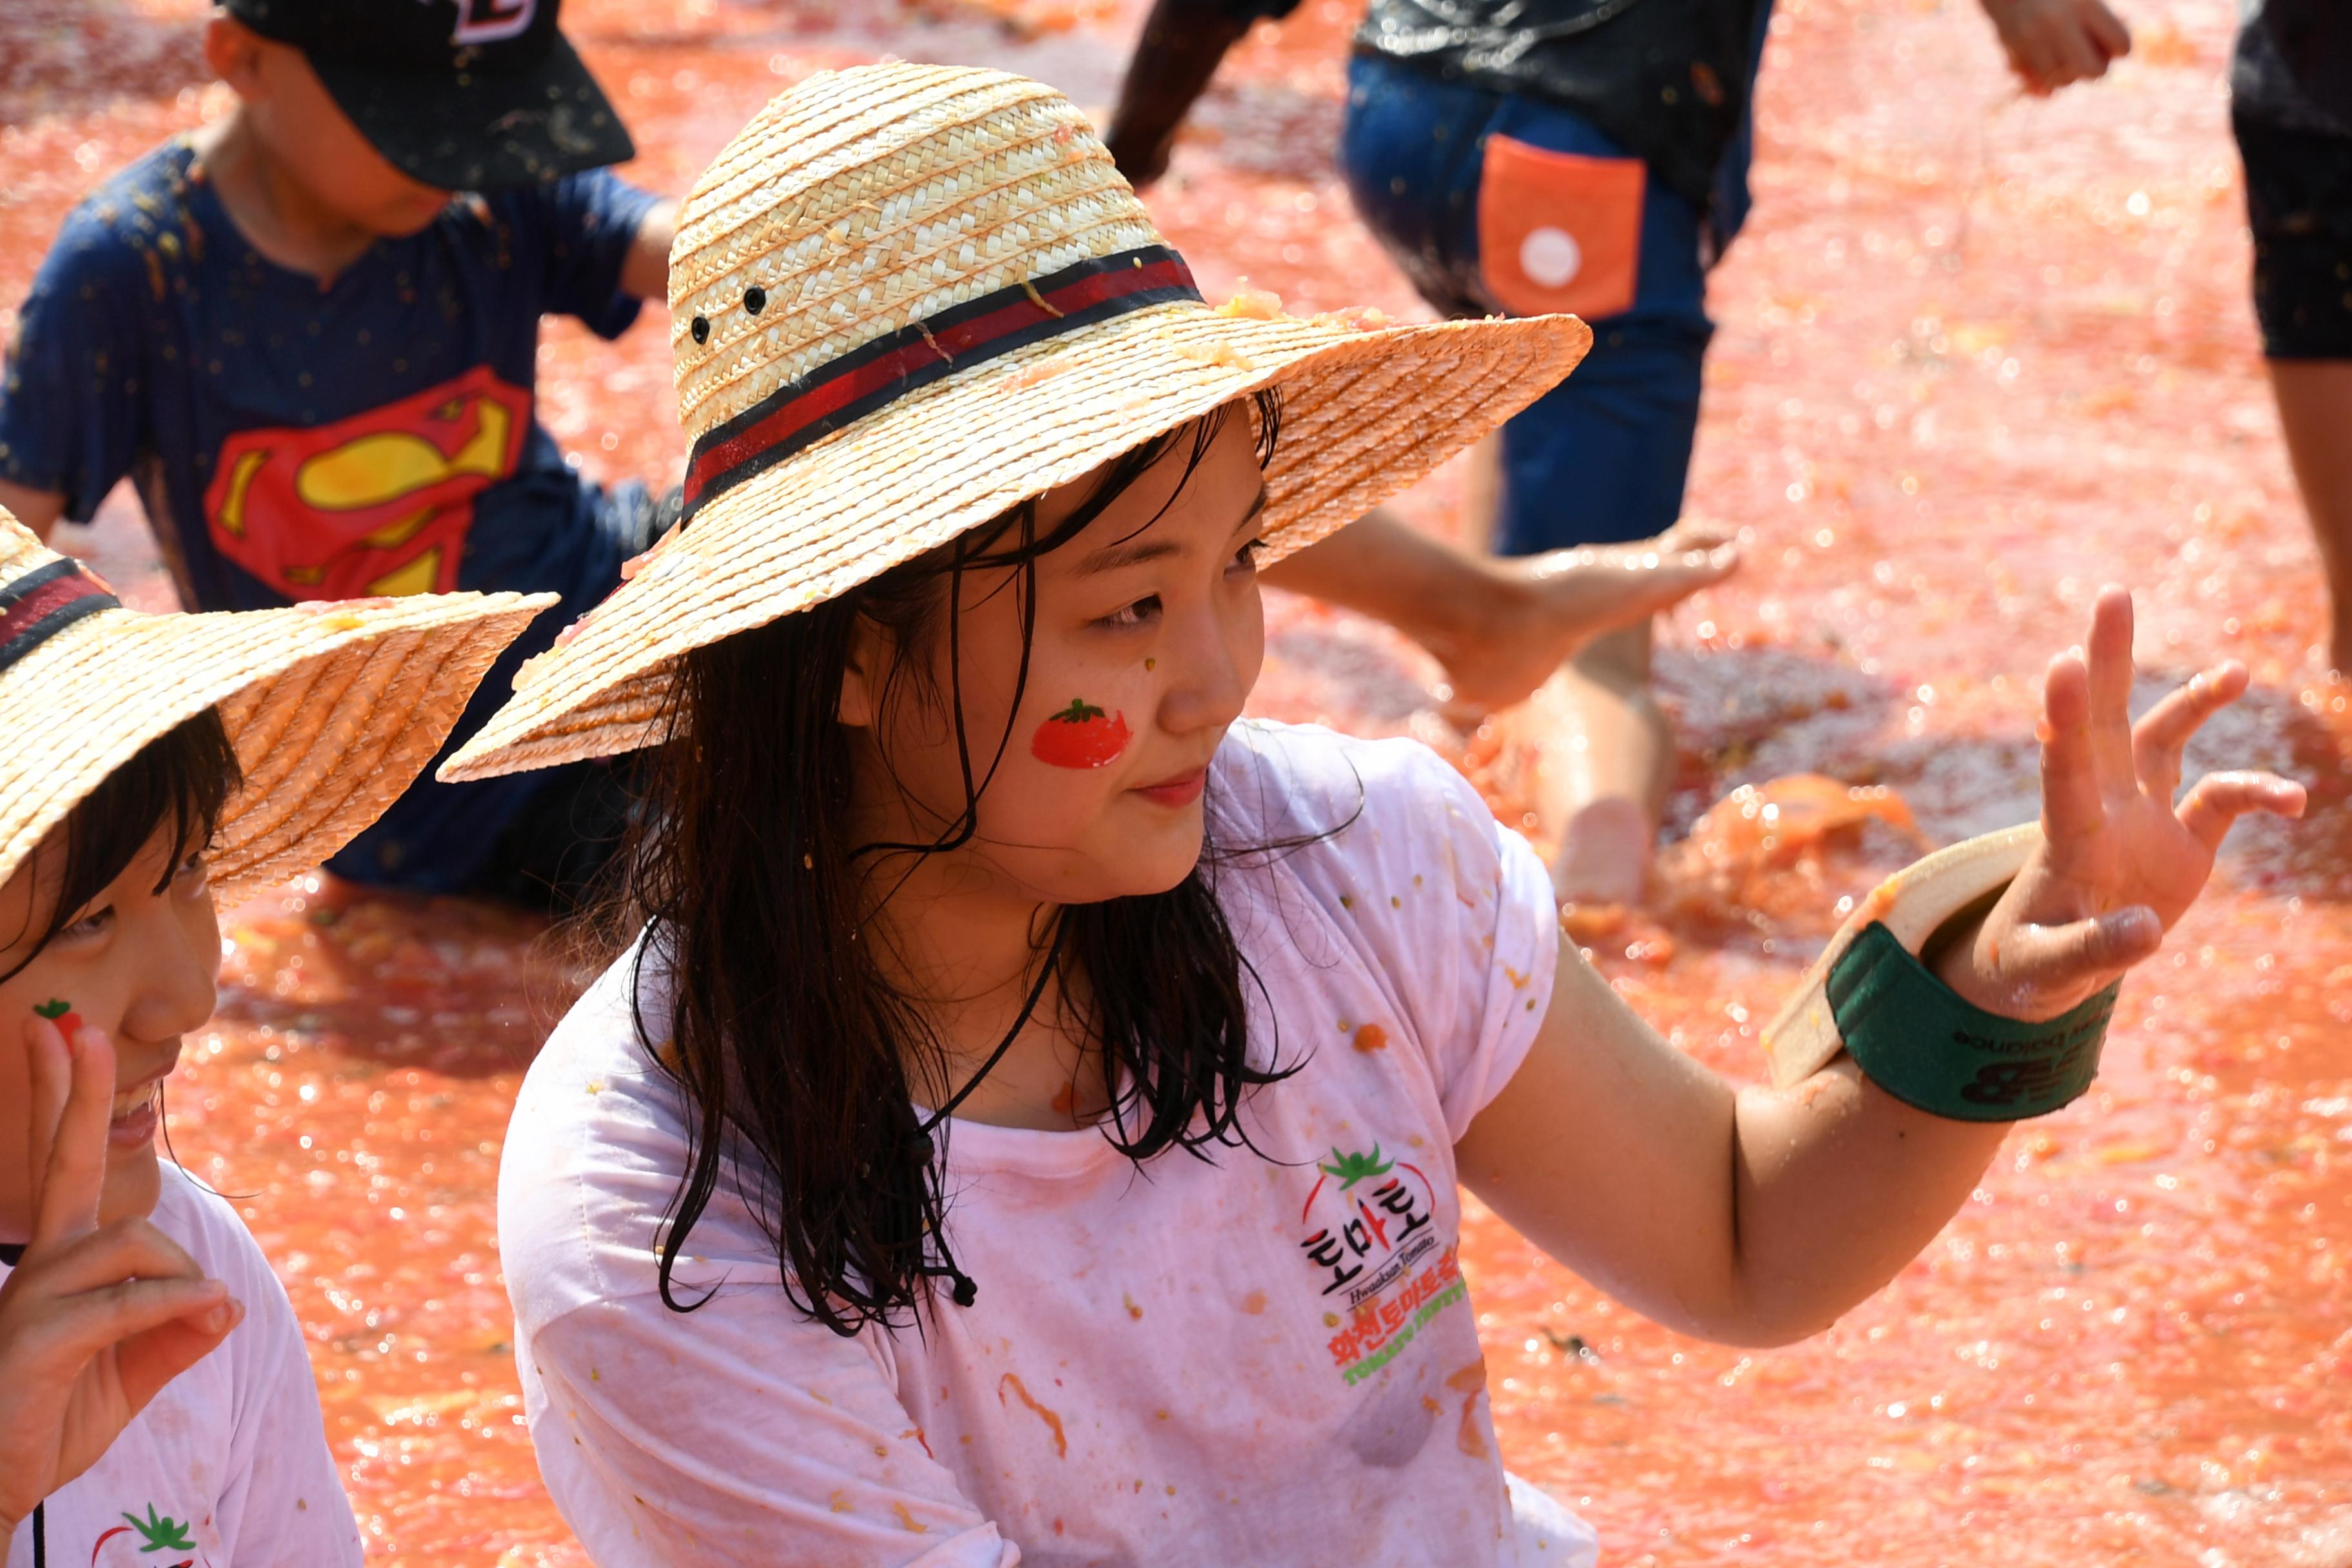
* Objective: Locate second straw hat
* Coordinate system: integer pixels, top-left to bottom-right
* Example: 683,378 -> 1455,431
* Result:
0,515 -> 552,900
442,62 -> 1591,783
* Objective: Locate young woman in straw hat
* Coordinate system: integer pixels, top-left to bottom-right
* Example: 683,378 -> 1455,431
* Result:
455,65 -> 2304,1567
0,513 -> 550,1568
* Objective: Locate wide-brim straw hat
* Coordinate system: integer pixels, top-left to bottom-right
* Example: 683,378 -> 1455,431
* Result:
441,63 -> 1591,783
0,514 -> 553,901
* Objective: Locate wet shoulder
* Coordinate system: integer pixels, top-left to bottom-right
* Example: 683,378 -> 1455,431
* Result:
498,938 -> 770,1328
1209,720 -> 1514,917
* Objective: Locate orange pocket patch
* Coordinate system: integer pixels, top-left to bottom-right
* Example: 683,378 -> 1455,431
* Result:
1476,135 -> 1645,322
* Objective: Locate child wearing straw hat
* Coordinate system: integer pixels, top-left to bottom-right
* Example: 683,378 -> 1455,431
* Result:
0,513 -> 550,1567
462,66 -> 2302,1567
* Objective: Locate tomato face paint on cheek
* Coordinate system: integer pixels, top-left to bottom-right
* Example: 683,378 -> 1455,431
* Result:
1031,698 -> 1132,769
33,997 -> 83,1037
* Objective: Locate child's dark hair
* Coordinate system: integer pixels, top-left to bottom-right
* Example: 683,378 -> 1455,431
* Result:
3,709 -> 242,975
620,393 -> 1301,1337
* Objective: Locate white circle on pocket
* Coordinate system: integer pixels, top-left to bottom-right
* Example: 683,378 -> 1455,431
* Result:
1519,226 -> 1583,289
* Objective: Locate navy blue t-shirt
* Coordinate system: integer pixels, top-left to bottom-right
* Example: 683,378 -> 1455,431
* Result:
0,139 -> 662,891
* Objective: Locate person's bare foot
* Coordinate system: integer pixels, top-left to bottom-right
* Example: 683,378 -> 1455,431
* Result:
1423,523 -> 1739,714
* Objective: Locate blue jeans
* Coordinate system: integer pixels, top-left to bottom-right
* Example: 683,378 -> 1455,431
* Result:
1339,48 -> 1763,552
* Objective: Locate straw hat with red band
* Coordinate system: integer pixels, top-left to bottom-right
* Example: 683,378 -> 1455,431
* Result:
438,62 -> 1591,784
0,514 -> 555,902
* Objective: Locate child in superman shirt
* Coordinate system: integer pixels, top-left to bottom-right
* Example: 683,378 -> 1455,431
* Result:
0,0 -> 672,907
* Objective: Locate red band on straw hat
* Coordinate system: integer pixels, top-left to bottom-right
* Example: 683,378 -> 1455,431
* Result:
0,560 -> 119,675
683,246 -> 1199,519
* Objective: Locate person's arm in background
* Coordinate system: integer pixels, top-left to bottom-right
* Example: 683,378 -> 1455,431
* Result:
1104,0 -> 1300,188
620,199 -> 677,304
531,169 -> 672,329
0,480 -> 66,543
0,198 -> 155,547
1977,0 -> 2131,94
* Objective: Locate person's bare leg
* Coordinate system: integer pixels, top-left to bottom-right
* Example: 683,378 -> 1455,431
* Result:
1260,445 -> 1734,712
2268,359 -> 2352,672
1511,620 -> 1672,904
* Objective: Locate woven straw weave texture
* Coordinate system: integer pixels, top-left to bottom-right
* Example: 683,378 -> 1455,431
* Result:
442,63 -> 1591,783
0,518 -> 553,899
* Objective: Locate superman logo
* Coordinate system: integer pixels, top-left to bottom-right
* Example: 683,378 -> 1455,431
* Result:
202,364 -> 529,600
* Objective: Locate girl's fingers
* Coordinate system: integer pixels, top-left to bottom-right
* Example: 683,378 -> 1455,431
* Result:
25,1021 -> 113,1250
40,1277 -> 235,1393
2082,587 -> 2141,792
2068,15 -> 2117,79
110,1295 -> 244,1418
20,1015 -> 70,1222
29,1217 -> 209,1300
1998,906 -> 2164,1002
2131,662 -> 2249,803
2083,0 -> 2131,61
2039,648 -> 2106,846
2177,770 -> 2308,852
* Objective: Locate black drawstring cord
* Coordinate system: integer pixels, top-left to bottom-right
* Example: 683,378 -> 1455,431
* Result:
4,1244 -> 41,1567
910,922 -> 1067,1309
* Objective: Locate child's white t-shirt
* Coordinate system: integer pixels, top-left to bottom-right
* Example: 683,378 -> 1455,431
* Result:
1,1164 -> 363,1568
500,722 -> 1598,1568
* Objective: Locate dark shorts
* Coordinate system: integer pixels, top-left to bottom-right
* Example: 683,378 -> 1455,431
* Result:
1340,56 -> 1716,552
2235,110 -> 2352,360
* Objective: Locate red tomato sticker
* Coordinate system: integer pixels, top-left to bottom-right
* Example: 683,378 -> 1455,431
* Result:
1030,698 -> 1131,769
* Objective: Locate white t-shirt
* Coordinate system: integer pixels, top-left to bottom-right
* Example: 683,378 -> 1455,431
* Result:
1,1165 -> 362,1568
501,723 -> 1598,1568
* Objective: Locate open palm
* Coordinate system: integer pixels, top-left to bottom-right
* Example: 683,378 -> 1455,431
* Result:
1950,589 -> 2306,1021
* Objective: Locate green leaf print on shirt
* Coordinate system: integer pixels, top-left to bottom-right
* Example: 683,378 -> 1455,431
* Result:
123,1504 -> 197,1553
1318,1144 -> 1394,1190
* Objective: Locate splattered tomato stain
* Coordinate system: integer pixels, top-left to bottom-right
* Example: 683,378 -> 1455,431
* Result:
1050,1080 -> 1077,1119
998,1373 -> 1069,1458
1030,698 -> 1131,768
1447,1358 -> 1491,1458
1240,1289 -> 1268,1315
1351,1021 -> 1388,1054
889,1500 -> 924,1533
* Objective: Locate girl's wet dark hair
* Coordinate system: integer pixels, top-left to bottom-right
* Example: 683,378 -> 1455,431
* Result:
621,393 -> 1302,1337
2,708 -> 242,977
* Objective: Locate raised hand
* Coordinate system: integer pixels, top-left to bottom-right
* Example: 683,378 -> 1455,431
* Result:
1939,587 -> 2306,1022
0,1017 -> 242,1538
1977,0 -> 2132,95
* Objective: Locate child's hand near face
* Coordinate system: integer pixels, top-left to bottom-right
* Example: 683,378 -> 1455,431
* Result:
1936,587 -> 2307,1020
0,1017 -> 242,1537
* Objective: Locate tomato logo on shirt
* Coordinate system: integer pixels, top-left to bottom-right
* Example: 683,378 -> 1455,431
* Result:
90,1502 -> 208,1568
1296,1140 -> 1466,1386
201,364 -> 529,601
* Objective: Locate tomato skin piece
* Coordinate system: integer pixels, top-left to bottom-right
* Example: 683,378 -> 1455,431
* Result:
1030,698 -> 1132,769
